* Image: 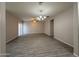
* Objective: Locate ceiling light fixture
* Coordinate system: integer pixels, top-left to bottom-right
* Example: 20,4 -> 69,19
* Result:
36,9 -> 47,21
31,2 -> 47,21
36,16 -> 47,21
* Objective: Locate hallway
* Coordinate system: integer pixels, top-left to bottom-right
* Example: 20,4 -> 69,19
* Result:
7,34 -> 74,57
0,2 -> 79,57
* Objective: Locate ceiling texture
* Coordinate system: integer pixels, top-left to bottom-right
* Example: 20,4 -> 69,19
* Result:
6,2 -> 73,21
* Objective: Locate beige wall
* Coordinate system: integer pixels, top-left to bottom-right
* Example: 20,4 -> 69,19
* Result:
6,12 -> 18,43
23,21 -> 44,35
54,7 -> 73,47
44,20 -> 50,35
0,2 -> 6,56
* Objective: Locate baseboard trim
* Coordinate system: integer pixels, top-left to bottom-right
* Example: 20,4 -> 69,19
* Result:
54,38 -> 73,47
45,35 -> 73,47
44,33 -> 53,37
6,36 -> 18,44
7,33 -> 44,43
22,33 -> 45,36
73,53 -> 79,57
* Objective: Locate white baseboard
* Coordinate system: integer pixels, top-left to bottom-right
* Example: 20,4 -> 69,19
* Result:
73,53 -> 79,57
6,36 -> 18,43
54,37 -> 73,47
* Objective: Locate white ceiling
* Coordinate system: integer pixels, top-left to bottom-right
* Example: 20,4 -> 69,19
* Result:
6,2 -> 73,21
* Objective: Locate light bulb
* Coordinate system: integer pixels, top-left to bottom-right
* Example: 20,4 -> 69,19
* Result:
44,16 -> 46,19
37,17 -> 40,20
39,16 -> 42,19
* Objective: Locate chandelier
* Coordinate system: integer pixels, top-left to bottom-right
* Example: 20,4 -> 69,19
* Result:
36,16 -> 47,21
32,2 -> 47,22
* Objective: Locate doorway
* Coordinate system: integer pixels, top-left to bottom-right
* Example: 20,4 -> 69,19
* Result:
50,19 -> 54,37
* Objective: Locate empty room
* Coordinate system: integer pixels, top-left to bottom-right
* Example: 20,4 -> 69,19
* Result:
0,2 -> 79,57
